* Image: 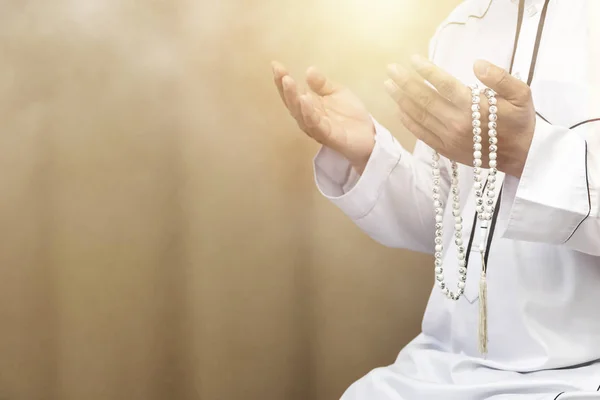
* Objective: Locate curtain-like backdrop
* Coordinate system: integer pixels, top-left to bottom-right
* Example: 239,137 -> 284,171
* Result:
0,1 -> 459,399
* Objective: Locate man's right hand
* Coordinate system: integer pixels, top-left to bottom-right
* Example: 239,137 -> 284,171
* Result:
271,61 -> 376,174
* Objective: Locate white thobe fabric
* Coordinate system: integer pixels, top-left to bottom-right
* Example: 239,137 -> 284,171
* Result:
313,0 -> 600,399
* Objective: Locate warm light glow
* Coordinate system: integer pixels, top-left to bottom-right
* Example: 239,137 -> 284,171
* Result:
317,0 -> 420,51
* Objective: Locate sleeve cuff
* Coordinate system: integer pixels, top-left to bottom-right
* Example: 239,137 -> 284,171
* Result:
501,117 -> 590,244
313,118 -> 404,220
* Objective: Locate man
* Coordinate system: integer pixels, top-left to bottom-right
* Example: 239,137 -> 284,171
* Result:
272,0 -> 600,399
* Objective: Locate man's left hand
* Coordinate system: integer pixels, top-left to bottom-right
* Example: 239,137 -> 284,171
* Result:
385,55 -> 536,178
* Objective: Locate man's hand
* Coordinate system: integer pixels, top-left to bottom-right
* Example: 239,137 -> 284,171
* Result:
272,61 -> 376,174
385,55 -> 536,178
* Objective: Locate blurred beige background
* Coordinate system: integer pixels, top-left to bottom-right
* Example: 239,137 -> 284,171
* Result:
0,1 -> 459,399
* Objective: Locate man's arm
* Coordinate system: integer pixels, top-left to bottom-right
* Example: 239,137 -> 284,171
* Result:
314,118 -> 450,254
500,117 -> 600,256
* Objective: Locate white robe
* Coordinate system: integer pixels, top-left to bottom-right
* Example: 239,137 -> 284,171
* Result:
313,0 -> 600,398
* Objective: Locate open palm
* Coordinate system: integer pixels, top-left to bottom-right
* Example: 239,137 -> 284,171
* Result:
272,61 -> 375,172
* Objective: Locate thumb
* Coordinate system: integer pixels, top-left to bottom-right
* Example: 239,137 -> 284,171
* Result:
306,66 -> 340,96
474,60 -> 530,104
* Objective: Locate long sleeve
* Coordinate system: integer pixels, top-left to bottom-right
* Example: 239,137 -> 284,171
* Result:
500,116 -> 600,256
313,119 -> 451,253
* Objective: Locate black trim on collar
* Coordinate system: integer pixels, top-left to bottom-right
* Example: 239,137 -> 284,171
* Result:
554,392 -> 564,400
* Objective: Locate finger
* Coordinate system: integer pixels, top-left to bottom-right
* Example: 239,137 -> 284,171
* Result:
272,61 -> 289,105
299,95 -> 332,141
387,63 -> 458,120
474,59 -> 531,104
396,102 -> 444,151
281,75 -> 304,121
306,66 -> 340,96
384,78 -> 447,136
408,55 -> 471,108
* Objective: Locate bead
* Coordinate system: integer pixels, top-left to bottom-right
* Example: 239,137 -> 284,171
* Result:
488,175 -> 496,183
472,112 -> 481,119
434,200 -> 443,208
484,88 -> 495,97
489,167 -> 498,175
435,267 -> 443,274
435,259 -> 443,267
452,209 -> 461,217
435,207 -> 444,215
489,105 -> 498,114
454,216 -> 462,223
436,274 -> 444,281
458,267 -> 466,274
452,187 -> 459,195
436,229 -> 443,237
458,259 -> 466,267
432,153 -> 440,161
473,159 -> 482,167
455,238 -> 463,246
473,150 -> 482,159
457,245 -> 465,253
472,119 -> 481,127
489,145 -> 498,153
473,135 -> 482,143
432,161 -> 439,169
453,195 -> 460,203
474,143 -> 482,151
488,96 -> 497,105
451,177 -> 459,186
489,113 -> 497,122
474,182 -> 483,190
435,244 -> 443,252
475,190 -> 483,197
442,287 -> 449,296
486,190 -> 495,198
432,168 -> 441,176
487,184 -> 496,192
433,178 -> 440,186
483,212 -> 491,220
489,136 -> 498,145
439,281 -> 446,289
489,152 -> 497,160
435,238 -> 443,247
455,223 -> 463,231
489,121 -> 497,129
435,222 -> 443,230
489,129 -> 497,137
453,202 -> 460,210
473,167 -> 481,174
458,281 -> 466,289
485,205 -> 494,213
476,198 -> 484,206
433,187 -> 440,194
476,205 -> 484,214
435,252 -> 442,259
448,292 -> 454,300
454,230 -> 462,238
489,159 -> 497,168
486,198 -> 494,206
435,215 -> 443,223
457,253 -> 465,260
472,96 -> 481,104
472,104 -> 481,112
457,288 -> 465,295
459,275 -> 467,282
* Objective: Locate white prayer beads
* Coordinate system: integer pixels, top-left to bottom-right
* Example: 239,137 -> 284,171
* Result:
431,84 -> 499,302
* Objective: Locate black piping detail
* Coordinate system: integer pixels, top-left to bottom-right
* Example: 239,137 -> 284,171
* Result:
536,111 -> 551,124
526,0 -> 551,85
596,384 -> 600,391
571,118 -> 600,130
430,0 -> 493,62
563,140 -> 591,243
509,0 -> 526,74
483,186 -> 503,271
464,180 -> 489,269
553,392 -> 564,400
